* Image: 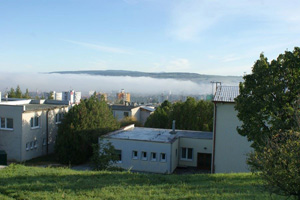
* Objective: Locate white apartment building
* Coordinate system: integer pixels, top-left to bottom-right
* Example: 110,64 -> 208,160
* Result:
0,98 -> 70,162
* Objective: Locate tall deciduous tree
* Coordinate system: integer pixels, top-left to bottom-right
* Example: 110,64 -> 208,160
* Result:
235,47 -> 300,149
55,96 -> 120,165
145,98 -> 213,131
235,47 -> 300,199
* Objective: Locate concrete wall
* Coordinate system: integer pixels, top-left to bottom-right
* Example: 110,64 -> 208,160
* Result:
21,106 -> 69,161
131,107 -> 140,122
214,103 -> 252,173
107,138 -> 173,174
140,110 -> 153,125
178,138 -> 212,167
113,107 -> 140,122
171,139 -> 178,172
0,105 -> 24,161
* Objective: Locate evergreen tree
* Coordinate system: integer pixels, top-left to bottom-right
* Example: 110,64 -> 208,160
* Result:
55,96 -> 120,165
7,88 -> 16,98
15,85 -> 22,98
23,89 -> 31,99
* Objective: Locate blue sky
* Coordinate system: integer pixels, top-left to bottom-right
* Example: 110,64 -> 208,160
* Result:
1,0 -> 300,76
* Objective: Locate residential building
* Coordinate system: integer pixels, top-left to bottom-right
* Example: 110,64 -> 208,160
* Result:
212,86 -> 252,173
111,104 -> 155,125
0,98 -> 70,162
116,89 -> 130,103
103,124 -> 212,174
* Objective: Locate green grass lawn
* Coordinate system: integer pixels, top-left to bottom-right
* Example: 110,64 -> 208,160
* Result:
0,164 -> 284,200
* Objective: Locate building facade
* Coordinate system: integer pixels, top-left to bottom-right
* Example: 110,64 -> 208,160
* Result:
212,86 -> 252,173
103,124 -> 212,174
0,99 -> 69,162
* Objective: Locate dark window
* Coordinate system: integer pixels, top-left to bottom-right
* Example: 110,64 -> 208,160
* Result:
124,112 -> 129,117
7,118 -> 13,129
115,150 -> 122,162
181,148 -> 193,160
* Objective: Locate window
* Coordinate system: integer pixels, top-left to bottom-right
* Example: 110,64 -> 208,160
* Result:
124,112 -> 129,117
43,138 -> 47,146
31,116 -> 40,128
141,151 -> 147,160
115,150 -> 122,163
181,147 -> 193,160
30,141 -> 34,149
160,153 -> 166,162
26,142 -> 30,151
151,152 -> 157,161
0,117 -> 13,130
132,150 -> 138,159
55,113 -> 64,124
34,140 -> 38,148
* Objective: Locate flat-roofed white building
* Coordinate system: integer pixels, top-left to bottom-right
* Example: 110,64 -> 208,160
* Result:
0,99 -> 70,162
212,86 -> 252,173
103,124 -> 212,174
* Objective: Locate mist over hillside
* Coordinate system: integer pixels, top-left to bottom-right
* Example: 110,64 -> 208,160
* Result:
0,71 -> 242,95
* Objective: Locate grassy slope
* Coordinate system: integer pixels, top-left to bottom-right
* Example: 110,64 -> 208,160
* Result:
0,165 -> 283,200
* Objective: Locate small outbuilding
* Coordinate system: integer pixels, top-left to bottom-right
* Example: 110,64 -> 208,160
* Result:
103,124 -> 212,174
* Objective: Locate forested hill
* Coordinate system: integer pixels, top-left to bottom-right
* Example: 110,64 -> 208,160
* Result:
50,70 -> 242,84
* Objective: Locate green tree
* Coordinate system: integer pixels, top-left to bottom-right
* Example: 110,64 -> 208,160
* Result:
235,47 -> 300,199
144,100 -> 172,129
90,138 -> 119,170
23,89 -> 30,99
15,85 -> 22,98
145,98 -> 213,131
235,47 -> 300,149
7,88 -> 16,98
48,91 -> 54,100
55,96 -> 120,165
248,131 -> 300,199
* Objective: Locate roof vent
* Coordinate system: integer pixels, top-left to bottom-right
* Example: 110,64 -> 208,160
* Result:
170,120 -> 176,134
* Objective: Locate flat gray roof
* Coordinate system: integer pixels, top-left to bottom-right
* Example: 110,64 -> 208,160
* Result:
106,126 -> 212,143
24,104 -> 68,112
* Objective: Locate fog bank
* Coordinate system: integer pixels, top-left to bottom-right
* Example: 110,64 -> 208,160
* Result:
0,72 -> 238,95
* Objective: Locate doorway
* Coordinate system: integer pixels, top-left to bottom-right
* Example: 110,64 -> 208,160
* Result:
197,153 -> 211,170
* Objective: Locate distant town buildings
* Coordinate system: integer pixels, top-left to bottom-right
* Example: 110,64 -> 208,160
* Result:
49,90 -> 81,105
116,89 -> 130,103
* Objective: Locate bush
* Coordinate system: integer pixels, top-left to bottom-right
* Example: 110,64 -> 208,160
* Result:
248,130 -> 300,199
90,138 -> 119,170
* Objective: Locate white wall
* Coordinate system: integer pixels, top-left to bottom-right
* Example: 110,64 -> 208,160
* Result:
0,105 -> 23,161
178,138 -> 212,167
0,104 -> 69,162
214,103 -> 252,173
107,138 -> 173,174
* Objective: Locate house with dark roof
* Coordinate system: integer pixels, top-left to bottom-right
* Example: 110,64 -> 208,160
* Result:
0,98 -> 70,162
103,124 -> 212,174
212,86 -> 252,173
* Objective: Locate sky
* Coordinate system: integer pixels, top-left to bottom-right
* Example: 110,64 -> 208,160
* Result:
0,0 -> 299,94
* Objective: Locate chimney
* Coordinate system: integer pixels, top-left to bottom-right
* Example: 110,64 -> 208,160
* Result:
171,120 -> 176,134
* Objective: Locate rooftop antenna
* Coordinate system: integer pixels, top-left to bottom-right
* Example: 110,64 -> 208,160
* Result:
210,81 -> 221,95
